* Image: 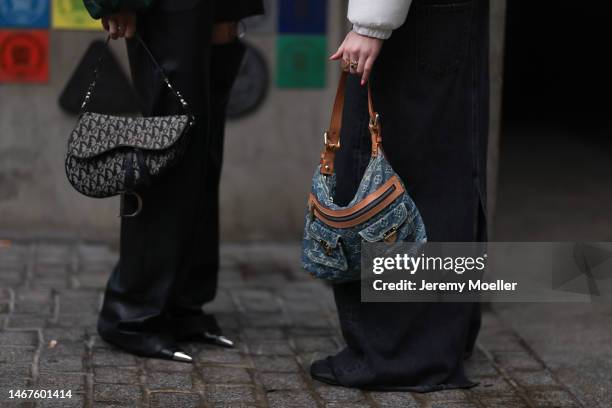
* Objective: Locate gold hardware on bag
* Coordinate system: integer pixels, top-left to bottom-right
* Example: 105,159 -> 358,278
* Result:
321,241 -> 333,256
369,113 -> 380,131
369,113 -> 382,157
383,226 -> 398,243
323,132 -> 340,150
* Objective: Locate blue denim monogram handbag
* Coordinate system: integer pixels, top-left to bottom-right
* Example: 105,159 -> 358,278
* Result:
301,72 -> 427,283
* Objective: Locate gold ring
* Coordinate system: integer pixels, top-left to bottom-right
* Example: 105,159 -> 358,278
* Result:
349,60 -> 358,70
341,59 -> 350,71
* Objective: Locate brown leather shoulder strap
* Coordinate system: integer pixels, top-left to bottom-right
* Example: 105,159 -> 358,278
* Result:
319,70 -> 381,175
327,70 -> 348,148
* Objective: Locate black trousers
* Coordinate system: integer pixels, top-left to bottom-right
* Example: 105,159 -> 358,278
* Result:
97,1 -> 246,355
329,0 -> 489,391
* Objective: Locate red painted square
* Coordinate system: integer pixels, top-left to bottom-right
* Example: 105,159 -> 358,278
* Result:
0,30 -> 49,83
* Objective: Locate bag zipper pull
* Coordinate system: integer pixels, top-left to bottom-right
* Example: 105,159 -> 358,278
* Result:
383,226 -> 398,243
321,241 -> 333,256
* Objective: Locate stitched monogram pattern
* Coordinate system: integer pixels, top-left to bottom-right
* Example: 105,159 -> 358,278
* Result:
301,154 -> 427,283
65,112 -> 191,198
68,113 -> 189,158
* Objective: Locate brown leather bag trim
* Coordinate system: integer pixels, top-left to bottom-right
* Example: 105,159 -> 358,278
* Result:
319,71 -> 381,176
310,176 -> 402,217
311,188 -> 404,229
308,176 -> 405,229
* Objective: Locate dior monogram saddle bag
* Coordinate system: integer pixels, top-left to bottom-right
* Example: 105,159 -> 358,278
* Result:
65,34 -> 194,217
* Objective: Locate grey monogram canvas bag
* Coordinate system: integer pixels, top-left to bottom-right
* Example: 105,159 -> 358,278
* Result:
301,72 -> 427,283
65,35 -> 194,216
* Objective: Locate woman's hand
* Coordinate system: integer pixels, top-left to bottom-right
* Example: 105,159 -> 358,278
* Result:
102,12 -> 137,40
330,31 -> 383,85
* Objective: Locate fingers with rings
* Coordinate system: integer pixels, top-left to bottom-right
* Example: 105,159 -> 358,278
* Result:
341,58 -> 350,72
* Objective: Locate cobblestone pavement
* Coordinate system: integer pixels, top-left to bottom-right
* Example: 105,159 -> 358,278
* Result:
0,240 -> 605,407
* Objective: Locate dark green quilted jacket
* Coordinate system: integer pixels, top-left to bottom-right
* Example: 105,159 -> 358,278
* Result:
84,0 -> 264,20
83,0 -> 154,19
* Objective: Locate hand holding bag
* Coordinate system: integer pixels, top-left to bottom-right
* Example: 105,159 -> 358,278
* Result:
65,35 -> 194,217
301,71 -> 427,283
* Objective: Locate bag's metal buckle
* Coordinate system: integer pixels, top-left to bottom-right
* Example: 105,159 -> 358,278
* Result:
369,113 -> 380,131
383,226 -> 398,243
323,131 -> 340,150
321,241 -> 333,256
119,191 -> 143,218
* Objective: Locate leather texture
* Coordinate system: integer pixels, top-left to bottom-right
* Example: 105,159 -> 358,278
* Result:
320,71 -> 379,176
214,0 -> 265,22
301,71 -> 427,283
155,0 -> 200,11
83,0 -> 155,19
308,175 -> 404,228
83,0 -> 264,19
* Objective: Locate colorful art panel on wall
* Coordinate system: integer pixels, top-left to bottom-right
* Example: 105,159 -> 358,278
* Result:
0,0 -> 50,28
0,29 -> 49,83
278,0 -> 326,34
52,0 -> 102,30
276,35 -> 326,88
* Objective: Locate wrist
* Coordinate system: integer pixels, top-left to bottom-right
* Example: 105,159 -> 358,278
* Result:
352,24 -> 391,40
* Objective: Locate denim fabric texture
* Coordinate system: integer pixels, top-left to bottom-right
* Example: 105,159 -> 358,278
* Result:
301,153 -> 427,283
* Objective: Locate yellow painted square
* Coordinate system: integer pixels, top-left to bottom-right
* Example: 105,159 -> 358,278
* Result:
52,0 -> 102,30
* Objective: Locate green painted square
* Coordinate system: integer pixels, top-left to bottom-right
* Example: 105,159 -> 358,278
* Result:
277,35 -> 326,88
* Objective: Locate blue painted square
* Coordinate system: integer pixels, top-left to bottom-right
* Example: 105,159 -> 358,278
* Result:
0,0 -> 50,29
278,0 -> 326,34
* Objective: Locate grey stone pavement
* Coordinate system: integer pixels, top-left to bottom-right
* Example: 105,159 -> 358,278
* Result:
1,239 -> 610,408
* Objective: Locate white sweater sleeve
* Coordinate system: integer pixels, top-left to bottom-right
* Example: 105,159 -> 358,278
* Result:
348,0 -> 413,40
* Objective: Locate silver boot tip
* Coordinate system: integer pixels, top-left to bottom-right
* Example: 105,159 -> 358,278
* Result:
172,351 -> 193,362
217,335 -> 234,348
204,332 -> 235,348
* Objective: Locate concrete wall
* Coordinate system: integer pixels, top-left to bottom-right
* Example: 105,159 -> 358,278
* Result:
1,31 -> 120,241
0,1 -> 505,243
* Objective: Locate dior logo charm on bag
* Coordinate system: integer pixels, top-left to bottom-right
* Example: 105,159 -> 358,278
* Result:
64,34 -> 195,217
301,71 -> 427,283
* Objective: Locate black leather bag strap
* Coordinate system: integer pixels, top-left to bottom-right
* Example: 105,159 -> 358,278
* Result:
79,34 -> 194,121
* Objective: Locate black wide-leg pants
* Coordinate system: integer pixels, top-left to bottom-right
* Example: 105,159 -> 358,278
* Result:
97,1 -> 245,355
329,0 -> 489,391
